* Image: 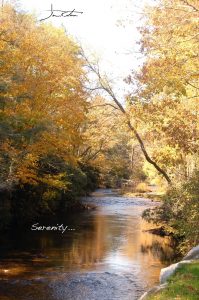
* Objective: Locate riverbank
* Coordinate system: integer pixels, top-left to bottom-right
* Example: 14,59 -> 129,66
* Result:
0,162 -> 99,231
122,192 -> 163,203
120,185 -> 165,202
140,245 -> 199,300
147,261 -> 199,300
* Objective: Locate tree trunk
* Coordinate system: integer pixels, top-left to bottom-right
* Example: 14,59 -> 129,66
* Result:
104,84 -> 172,184
127,121 -> 171,184
81,51 -> 172,184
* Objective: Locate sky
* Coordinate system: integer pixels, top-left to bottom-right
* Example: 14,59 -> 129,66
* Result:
9,0 -> 153,98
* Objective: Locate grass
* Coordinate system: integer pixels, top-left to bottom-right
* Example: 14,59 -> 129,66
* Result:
148,262 -> 199,300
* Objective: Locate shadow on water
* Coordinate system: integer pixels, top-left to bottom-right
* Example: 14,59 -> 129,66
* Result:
140,240 -> 178,264
0,189 -> 178,300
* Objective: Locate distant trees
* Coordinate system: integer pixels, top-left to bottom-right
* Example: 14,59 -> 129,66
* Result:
80,96 -> 132,187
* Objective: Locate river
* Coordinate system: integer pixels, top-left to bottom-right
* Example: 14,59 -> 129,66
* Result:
0,189 -> 176,300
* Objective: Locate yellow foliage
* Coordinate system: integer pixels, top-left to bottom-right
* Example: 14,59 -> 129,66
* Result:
0,5 -> 87,186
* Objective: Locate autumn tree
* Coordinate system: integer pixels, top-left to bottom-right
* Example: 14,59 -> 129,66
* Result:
134,0 -> 199,250
126,0 -> 199,183
80,49 -> 172,184
78,96 -> 133,187
0,5 -> 87,190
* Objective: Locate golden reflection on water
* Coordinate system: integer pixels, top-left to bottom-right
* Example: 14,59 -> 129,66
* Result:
36,206 -> 174,286
0,266 -> 28,276
66,214 -> 110,269
0,201 -> 175,288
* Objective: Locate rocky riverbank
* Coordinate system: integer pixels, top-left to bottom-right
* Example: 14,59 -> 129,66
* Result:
139,245 -> 199,299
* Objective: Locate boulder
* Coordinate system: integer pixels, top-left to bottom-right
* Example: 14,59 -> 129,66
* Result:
183,245 -> 199,261
160,260 -> 192,284
139,244 -> 199,299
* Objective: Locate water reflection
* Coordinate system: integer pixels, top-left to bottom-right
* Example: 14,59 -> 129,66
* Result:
0,190 -> 177,299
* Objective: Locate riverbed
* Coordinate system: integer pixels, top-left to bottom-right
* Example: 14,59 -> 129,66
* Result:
0,189 -> 176,300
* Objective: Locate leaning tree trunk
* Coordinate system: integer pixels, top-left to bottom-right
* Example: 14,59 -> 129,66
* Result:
81,50 -> 172,184
104,86 -> 172,184
127,121 -> 171,184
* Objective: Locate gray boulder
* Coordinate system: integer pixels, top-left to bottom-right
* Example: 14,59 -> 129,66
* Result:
139,244 -> 199,300
183,245 -> 199,261
160,260 -> 192,284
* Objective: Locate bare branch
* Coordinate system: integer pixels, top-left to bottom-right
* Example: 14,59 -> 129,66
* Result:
181,0 -> 199,12
186,81 -> 199,90
88,103 -> 119,110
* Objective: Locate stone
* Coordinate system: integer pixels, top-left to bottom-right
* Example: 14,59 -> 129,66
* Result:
139,283 -> 168,300
139,244 -> 199,299
183,245 -> 199,261
160,260 -> 192,284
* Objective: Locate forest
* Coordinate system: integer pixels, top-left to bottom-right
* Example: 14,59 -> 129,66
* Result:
0,0 -> 199,253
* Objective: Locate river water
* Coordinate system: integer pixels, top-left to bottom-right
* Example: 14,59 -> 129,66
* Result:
0,189 -> 176,300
